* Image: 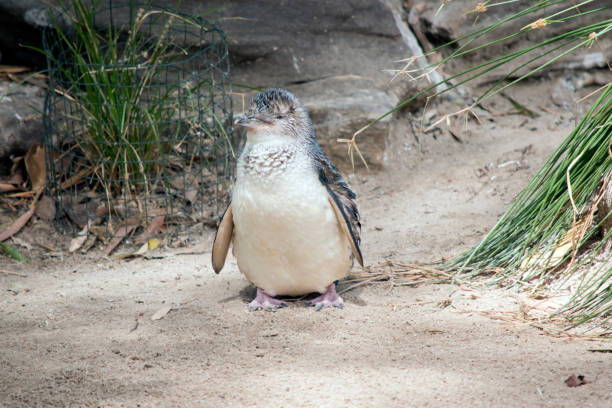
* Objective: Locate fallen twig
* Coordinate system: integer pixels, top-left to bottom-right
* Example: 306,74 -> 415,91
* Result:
0,269 -> 27,277
0,207 -> 35,242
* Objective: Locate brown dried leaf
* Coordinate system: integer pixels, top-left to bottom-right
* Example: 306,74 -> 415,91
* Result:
185,188 -> 198,203
135,215 -> 165,244
7,156 -> 25,186
59,167 -> 91,190
69,226 -> 89,253
81,234 -> 97,253
0,65 -> 30,74
103,224 -> 137,256
0,183 -> 18,193
7,191 -> 36,198
69,235 -> 88,253
24,145 -> 46,194
95,202 -> 107,217
35,195 -> 56,222
565,374 -> 587,387
134,241 -> 149,256
112,242 -> 148,260
0,207 -> 35,242
63,195 -> 102,227
113,237 -> 163,260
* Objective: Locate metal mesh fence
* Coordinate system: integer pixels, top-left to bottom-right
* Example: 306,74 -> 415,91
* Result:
42,1 -> 234,242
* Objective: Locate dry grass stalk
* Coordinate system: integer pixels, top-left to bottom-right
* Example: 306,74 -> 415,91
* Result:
341,260 -> 451,293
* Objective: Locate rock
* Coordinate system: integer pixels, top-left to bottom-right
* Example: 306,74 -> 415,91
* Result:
0,82 -> 44,170
0,0 -> 429,169
199,0 -> 405,87
296,76 -> 398,171
415,0 -> 612,82
192,0 -> 422,168
551,71 -> 611,118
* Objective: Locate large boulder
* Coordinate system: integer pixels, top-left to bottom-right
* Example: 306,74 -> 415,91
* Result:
298,76 -> 398,170
189,0 -> 421,169
0,0 -> 430,169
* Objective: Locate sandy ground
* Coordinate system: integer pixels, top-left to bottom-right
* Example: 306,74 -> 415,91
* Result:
1,81 -> 611,407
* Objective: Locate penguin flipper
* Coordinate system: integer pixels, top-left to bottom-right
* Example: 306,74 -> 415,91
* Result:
211,204 -> 234,273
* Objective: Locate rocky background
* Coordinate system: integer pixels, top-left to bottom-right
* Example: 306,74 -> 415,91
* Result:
0,0 -> 610,173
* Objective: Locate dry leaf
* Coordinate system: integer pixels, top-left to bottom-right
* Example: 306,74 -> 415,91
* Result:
134,242 -> 149,256
135,215 -> 165,244
519,217 -> 588,272
7,156 -> 25,186
24,145 -> 46,194
7,191 -> 37,198
95,202 -> 107,217
35,195 -> 56,222
0,207 -> 35,242
112,243 -> 147,260
81,234 -> 97,253
448,117 -> 464,143
113,237 -> 162,260
0,183 -> 19,193
148,238 -> 160,250
151,306 -> 172,321
565,374 -> 587,387
103,224 -> 137,256
69,236 -> 87,253
59,168 -> 91,190
0,65 -> 30,74
185,188 -> 198,203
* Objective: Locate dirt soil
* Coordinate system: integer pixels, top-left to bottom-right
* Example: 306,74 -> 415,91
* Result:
1,80 -> 611,407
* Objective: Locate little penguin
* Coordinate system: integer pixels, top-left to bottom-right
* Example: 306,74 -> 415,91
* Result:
211,88 -> 363,311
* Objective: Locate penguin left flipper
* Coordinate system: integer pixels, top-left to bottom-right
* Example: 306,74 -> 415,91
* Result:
211,204 -> 234,274
312,143 -> 363,268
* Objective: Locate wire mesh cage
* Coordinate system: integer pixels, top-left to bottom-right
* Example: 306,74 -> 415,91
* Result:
42,1 -> 234,244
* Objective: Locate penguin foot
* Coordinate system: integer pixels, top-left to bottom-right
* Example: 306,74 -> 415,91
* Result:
307,283 -> 344,311
249,288 -> 287,311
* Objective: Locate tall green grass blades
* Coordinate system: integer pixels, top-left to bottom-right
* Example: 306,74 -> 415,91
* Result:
44,0 -> 202,198
42,0 -> 234,238
383,1 -> 611,332
450,83 -> 612,276
445,76 -> 611,333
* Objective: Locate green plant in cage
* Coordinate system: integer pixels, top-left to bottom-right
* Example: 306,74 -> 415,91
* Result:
44,0 -> 208,198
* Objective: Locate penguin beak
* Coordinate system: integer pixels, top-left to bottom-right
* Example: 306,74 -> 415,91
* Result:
234,114 -> 256,128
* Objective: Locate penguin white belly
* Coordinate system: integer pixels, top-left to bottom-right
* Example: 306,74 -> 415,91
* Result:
232,170 -> 352,296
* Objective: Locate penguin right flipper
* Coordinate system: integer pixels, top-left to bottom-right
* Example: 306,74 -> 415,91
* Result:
211,204 -> 234,273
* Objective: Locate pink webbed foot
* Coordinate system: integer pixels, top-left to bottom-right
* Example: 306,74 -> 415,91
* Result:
307,282 -> 344,311
249,288 -> 287,312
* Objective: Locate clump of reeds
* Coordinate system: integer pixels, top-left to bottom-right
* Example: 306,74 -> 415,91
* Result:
45,0 -> 204,197
354,0 -> 611,333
